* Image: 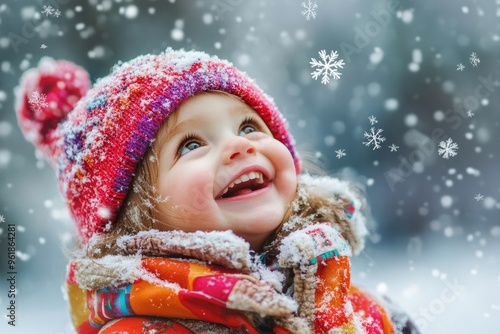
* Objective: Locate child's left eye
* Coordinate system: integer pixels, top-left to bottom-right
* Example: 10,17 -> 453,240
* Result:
180,141 -> 202,156
239,116 -> 264,136
239,125 -> 256,136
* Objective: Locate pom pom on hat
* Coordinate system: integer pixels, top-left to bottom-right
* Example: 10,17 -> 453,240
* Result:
16,49 -> 300,243
16,58 -> 91,165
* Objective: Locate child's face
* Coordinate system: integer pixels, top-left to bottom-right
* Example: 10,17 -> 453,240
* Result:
153,92 -> 297,250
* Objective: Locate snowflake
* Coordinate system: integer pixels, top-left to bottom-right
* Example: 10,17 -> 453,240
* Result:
41,5 -> 54,16
437,138 -> 458,159
335,149 -> 346,159
301,0 -> 318,20
469,52 -> 480,67
41,44 -> 47,49
310,50 -> 345,85
363,127 -> 386,150
0,214 -> 5,223
457,63 -> 465,71
467,110 -> 474,117
28,91 -> 48,113
474,193 -> 484,201
389,144 -> 399,152
368,115 -> 378,125
53,9 -> 62,17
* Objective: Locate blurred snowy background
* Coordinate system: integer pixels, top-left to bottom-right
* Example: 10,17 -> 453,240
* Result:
0,0 -> 499,333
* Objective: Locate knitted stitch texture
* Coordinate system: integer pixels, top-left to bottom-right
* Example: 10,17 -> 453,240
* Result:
16,49 -> 300,242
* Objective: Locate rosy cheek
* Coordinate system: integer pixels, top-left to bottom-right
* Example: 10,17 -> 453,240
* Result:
176,172 -> 214,212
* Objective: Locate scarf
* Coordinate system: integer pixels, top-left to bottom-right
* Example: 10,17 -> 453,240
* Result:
67,225 -> 396,333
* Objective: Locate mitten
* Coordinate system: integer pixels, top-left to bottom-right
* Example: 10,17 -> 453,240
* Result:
278,223 -> 365,333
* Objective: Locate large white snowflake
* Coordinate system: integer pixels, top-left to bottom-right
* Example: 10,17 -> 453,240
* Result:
363,127 -> 386,150
301,0 -> 318,20
310,50 -> 345,85
437,138 -> 458,159
28,91 -> 48,113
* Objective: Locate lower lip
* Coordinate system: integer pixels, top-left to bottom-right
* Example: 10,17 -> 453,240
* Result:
216,183 -> 271,203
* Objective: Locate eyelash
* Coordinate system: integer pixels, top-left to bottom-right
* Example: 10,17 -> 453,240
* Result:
176,132 -> 202,157
241,116 -> 264,132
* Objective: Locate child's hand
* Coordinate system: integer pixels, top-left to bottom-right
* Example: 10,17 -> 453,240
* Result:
277,224 -> 358,333
278,223 -> 351,268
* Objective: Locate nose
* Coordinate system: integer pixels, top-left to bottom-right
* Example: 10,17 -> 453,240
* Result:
222,136 -> 256,164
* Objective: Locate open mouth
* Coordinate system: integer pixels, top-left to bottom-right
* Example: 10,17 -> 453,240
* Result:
217,171 -> 270,199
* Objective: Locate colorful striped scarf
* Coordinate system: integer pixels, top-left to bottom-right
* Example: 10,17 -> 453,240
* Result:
67,226 -> 396,333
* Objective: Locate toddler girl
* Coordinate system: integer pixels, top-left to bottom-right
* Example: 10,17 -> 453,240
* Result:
17,49 -> 418,333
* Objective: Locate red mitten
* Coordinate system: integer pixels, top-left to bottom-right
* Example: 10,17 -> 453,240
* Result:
278,223 -> 363,333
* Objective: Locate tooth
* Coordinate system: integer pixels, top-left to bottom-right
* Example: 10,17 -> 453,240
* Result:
234,178 -> 242,184
222,187 -> 228,195
257,173 -> 264,184
249,172 -> 256,180
240,174 -> 249,182
228,182 -> 235,189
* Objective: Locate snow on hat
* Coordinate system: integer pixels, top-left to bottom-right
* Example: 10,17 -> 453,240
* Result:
16,48 -> 300,243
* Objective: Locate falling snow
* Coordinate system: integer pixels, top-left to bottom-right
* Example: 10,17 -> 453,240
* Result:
363,127 -> 386,150
28,91 -> 48,113
438,138 -> 459,159
3,2 -> 500,333
474,194 -> 484,201
310,50 -> 345,84
335,149 -> 346,159
41,5 -> 55,16
389,144 -> 399,152
301,0 -> 318,20
469,52 -> 480,67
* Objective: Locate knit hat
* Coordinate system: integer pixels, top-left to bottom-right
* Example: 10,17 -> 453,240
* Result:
16,49 -> 300,243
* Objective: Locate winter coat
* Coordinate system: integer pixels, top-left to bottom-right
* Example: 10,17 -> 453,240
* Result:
67,227 -> 417,333
67,176 -> 419,333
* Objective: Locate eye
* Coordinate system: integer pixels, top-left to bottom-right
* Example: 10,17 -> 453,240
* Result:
239,125 -> 256,136
239,116 -> 264,136
180,141 -> 202,156
177,133 -> 203,157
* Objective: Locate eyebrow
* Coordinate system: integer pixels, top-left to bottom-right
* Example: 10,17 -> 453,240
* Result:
163,117 -> 204,146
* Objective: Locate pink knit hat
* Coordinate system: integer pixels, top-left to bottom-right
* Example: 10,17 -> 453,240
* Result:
16,49 -> 300,243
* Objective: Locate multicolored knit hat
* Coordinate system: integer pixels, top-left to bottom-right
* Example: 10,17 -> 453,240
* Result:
16,49 -> 300,243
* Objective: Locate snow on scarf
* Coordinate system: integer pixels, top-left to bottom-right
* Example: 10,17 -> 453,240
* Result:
66,226 -> 395,333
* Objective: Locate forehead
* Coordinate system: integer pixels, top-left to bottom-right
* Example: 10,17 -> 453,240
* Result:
174,91 -> 256,124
